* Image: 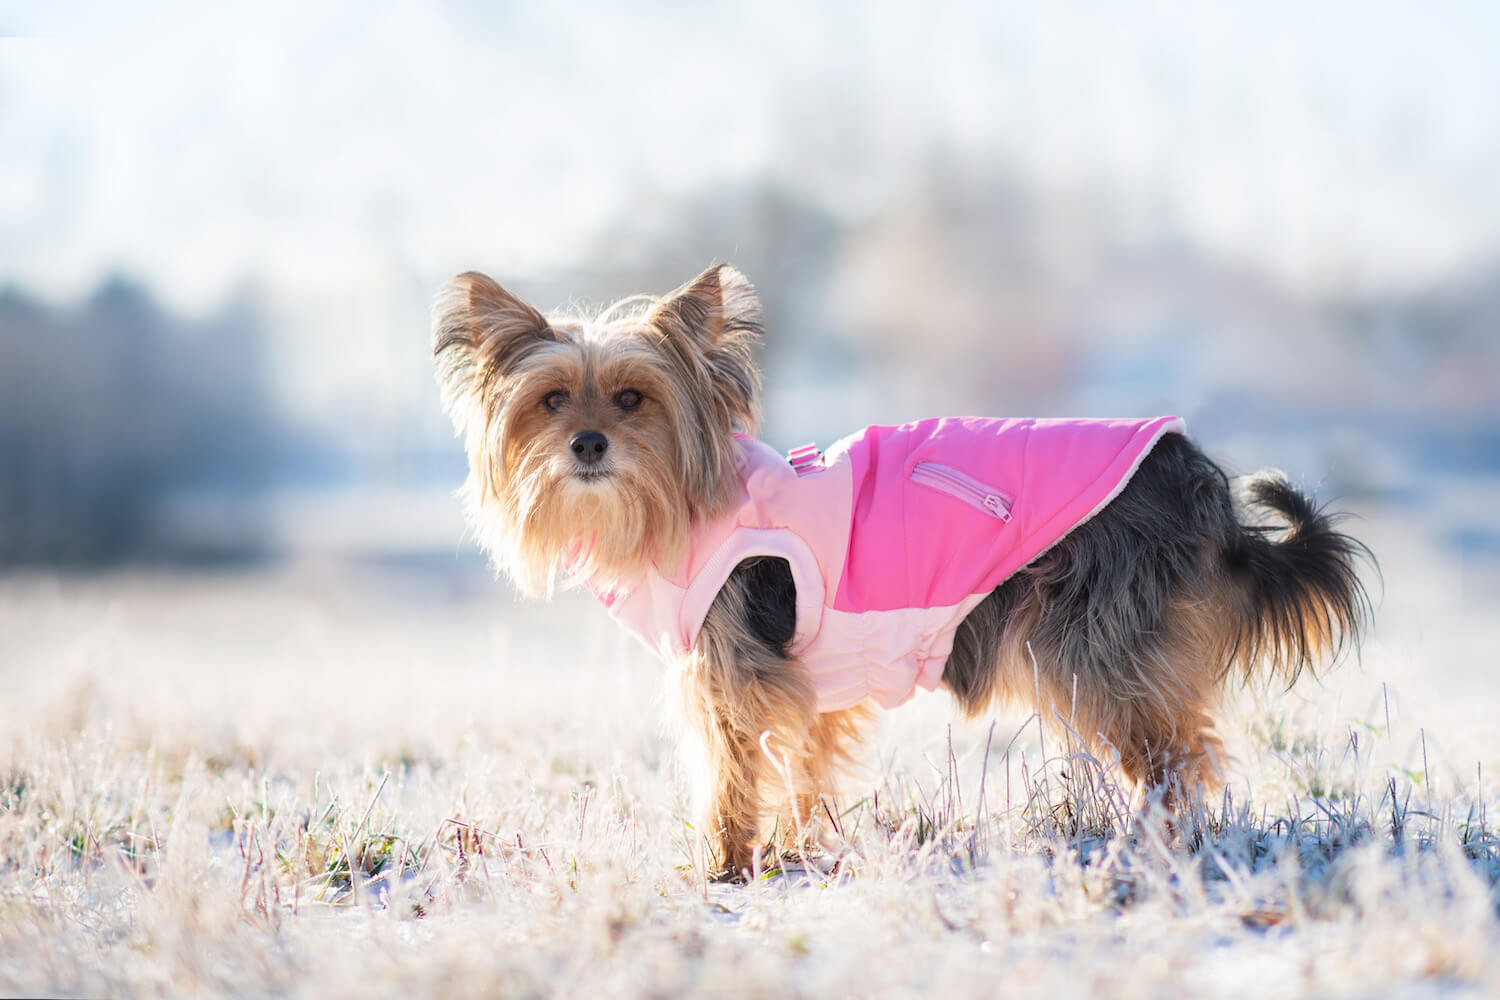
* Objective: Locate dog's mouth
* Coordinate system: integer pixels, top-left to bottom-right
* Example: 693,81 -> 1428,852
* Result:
571,467 -> 613,484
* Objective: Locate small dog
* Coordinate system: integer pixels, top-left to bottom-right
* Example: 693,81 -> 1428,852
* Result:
432,263 -> 1370,878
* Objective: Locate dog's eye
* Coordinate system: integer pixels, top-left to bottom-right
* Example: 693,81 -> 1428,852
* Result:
543,390 -> 568,412
614,389 -> 643,411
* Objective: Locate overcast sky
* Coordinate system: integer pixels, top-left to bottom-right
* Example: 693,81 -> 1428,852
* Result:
3,0 -> 1499,318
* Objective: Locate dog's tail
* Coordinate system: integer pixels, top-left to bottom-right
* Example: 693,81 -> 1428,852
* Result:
1224,473 -> 1374,685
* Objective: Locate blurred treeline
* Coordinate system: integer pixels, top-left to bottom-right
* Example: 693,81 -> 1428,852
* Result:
0,279 -> 276,564
3,173 -> 1499,567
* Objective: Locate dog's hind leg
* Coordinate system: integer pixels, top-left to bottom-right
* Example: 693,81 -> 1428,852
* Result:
1018,572 -> 1236,805
1016,602 -> 1229,807
947,434 -> 1247,803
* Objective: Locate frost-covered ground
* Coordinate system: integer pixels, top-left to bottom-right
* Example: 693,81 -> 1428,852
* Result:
3,499 -> 1500,998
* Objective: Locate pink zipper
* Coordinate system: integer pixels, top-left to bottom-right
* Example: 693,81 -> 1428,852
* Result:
910,462 -> 1013,522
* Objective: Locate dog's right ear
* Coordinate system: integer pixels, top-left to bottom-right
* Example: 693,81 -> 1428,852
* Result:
431,271 -> 555,432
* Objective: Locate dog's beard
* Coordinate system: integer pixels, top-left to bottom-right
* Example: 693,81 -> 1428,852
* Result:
467,437 -> 695,598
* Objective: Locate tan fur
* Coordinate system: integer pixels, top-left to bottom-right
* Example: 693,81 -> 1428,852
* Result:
1051,593 -> 1233,796
780,706 -> 877,851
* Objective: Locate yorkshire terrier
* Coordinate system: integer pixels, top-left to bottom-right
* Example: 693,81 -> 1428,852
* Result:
431,263 -> 1370,879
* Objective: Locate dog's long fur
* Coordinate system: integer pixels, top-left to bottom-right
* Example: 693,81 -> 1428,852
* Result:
432,263 -> 1372,879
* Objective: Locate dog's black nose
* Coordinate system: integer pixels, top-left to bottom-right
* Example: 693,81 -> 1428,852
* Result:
569,430 -> 609,465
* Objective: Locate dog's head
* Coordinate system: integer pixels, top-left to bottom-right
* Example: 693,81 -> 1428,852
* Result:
432,264 -> 763,596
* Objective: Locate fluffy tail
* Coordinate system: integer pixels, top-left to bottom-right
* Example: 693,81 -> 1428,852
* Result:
1226,474 -> 1374,684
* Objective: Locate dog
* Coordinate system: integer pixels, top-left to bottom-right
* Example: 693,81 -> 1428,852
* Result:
431,263 -> 1371,879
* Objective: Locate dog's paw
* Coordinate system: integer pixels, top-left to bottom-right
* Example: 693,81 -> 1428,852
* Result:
706,844 -> 760,884
708,864 -> 750,885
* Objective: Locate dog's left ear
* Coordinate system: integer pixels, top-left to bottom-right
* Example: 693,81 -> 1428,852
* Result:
648,264 -> 763,434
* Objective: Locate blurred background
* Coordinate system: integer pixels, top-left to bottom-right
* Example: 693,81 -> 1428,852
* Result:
5,0 -> 1499,563
2,3 -> 1498,738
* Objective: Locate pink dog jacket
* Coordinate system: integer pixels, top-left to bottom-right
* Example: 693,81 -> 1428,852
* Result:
596,416 -> 1185,713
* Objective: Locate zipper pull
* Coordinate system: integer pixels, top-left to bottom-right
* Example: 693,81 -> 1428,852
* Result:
983,495 -> 1012,522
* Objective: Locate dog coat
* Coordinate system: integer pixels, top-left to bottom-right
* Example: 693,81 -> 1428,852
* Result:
594,416 -> 1185,713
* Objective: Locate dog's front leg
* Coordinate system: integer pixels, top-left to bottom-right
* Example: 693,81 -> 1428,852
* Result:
676,670 -> 778,880
681,568 -> 816,881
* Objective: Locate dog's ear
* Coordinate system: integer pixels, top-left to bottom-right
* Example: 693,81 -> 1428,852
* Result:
431,271 -> 555,432
647,263 -> 763,434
